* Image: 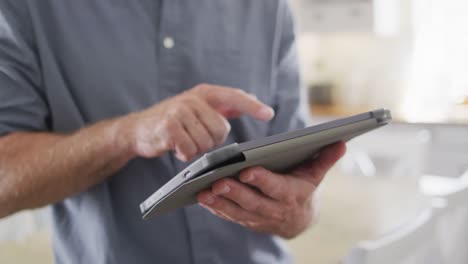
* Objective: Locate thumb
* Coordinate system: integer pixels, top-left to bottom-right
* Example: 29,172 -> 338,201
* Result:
293,142 -> 347,186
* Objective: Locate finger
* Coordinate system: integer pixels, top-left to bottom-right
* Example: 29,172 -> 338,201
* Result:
293,141 -> 347,186
211,178 -> 285,221
197,84 -> 275,121
179,107 -> 215,153
191,99 -> 231,145
169,120 -> 198,162
238,166 -> 290,202
197,191 -> 263,223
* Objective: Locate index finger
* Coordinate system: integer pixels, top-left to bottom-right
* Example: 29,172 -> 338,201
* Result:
196,84 -> 275,121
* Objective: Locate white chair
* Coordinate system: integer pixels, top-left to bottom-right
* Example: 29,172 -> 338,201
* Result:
420,170 -> 468,264
340,122 -> 431,181
343,206 -> 443,264
421,125 -> 468,178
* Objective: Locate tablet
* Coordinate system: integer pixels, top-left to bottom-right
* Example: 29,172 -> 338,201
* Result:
140,109 -> 392,219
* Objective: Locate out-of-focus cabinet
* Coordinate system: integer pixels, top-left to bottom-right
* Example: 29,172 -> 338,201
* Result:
290,0 -> 401,36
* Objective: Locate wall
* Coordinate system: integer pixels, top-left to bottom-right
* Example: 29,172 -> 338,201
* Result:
290,0 -> 414,113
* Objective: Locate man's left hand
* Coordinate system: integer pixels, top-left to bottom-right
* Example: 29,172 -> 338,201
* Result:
197,142 -> 346,239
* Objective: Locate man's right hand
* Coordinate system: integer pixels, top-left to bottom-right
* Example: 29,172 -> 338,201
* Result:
117,84 -> 275,162
0,84 -> 274,217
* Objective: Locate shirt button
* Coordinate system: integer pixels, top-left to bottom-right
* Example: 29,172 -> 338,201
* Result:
163,37 -> 175,49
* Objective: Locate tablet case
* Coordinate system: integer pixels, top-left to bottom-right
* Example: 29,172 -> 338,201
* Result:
141,109 -> 391,219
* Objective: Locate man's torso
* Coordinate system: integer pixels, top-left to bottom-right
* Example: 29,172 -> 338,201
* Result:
7,1 -> 297,263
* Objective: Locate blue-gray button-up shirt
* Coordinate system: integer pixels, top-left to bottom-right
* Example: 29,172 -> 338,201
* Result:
0,1 -> 304,263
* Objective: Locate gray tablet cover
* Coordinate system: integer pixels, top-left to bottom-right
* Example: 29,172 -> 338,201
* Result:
142,109 -> 391,219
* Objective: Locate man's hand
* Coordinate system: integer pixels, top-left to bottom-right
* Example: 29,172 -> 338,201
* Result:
0,83 -> 274,218
118,84 -> 275,161
197,142 -> 346,239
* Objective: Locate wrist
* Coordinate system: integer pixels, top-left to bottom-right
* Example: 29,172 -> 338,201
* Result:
107,114 -> 138,162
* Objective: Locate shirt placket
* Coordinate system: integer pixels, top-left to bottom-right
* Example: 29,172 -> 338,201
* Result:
158,1 -> 216,264
158,0 -> 187,96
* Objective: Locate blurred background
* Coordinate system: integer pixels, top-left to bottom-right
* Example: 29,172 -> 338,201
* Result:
1,0 -> 468,263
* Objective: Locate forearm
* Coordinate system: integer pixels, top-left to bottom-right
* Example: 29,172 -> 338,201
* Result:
0,118 -> 132,218
0,84 -> 274,219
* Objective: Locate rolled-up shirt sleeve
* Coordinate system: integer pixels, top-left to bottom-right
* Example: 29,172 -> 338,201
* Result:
268,0 -> 307,136
0,1 -> 49,136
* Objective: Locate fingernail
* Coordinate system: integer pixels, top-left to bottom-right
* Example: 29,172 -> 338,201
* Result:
214,184 -> 230,195
248,93 -> 258,99
202,195 -> 215,205
175,152 -> 189,162
260,107 -> 275,120
241,174 -> 255,183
